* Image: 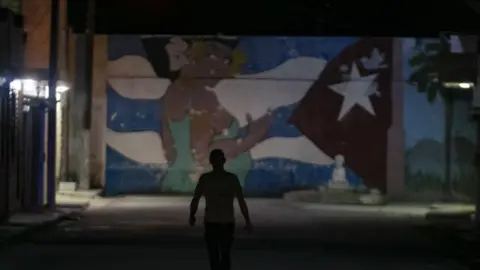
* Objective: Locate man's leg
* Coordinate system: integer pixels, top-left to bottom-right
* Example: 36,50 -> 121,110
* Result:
218,223 -> 235,270
205,222 -> 220,270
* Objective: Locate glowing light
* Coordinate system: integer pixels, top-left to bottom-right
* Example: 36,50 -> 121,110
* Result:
443,82 -> 474,89
9,79 -> 70,100
458,83 -> 472,89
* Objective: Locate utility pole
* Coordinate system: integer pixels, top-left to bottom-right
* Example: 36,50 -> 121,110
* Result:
47,0 -> 59,210
84,0 -> 94,130
463,0 -> 480,227
475,37 -> 480,227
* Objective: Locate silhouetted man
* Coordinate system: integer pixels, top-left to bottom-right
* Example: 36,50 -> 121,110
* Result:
189,149 -> 253,270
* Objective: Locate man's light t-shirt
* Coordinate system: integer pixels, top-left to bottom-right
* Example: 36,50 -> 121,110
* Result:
196,171 -> 241,223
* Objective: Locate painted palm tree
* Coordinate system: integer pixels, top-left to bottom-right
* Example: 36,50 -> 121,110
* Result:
408,38 -> 457,197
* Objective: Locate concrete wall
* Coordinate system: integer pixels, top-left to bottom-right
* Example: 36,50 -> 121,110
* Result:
22,0 -> 50,70
90,35 -> 108,188
90,35 -> 477,200
102,36 -> 397,197
68,34 -> 89,189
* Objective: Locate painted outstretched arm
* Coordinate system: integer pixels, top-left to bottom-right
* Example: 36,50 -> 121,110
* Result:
236,113 -> 273,154
209,112 -> 273,159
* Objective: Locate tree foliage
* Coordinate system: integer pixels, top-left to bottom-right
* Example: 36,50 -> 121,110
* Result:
408,38 -> 451,103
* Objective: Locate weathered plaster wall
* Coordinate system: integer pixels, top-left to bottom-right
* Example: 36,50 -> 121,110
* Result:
68,34 -> 89,189
90,35 -> 108,188
22,0 -> 50,70
103,35 -> 399,197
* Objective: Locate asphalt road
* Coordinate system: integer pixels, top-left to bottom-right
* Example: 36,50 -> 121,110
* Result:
0,196 -> 474,270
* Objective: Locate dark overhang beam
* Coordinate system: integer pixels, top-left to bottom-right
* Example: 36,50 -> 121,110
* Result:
438,53 -> 477,84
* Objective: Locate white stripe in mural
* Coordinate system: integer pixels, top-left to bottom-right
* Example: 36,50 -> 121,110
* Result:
106,56 -> 326,106
106,129 -> 168,165
250,136 -> 333,165
107,55 -> 158,78
213,57 -> 327,127
108,77 -> 171,100
107,128 -> 333,167
212,79 -> 313,127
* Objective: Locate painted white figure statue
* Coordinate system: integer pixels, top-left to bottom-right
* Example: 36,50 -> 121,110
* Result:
329,154 -> 351,189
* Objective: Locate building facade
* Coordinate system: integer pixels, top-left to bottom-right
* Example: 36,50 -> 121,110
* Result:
87,35 -> 477,201
1,0 -> 72,219
0,0 -> 31,220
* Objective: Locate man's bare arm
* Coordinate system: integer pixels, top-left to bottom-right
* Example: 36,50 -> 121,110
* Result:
234,177 -> 251,223
190,176 -> 204,219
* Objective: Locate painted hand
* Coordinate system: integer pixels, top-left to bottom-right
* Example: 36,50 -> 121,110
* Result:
244,112 -> 274,142
164,148 -> 177,164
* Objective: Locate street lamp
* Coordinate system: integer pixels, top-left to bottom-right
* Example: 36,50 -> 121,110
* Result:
437,47 -> 479,225
459,82 -> 474,89
9,78 -> 70,101
443,82 -> 475,89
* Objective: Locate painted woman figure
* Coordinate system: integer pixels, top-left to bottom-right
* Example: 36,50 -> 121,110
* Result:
142,36 -> 273,193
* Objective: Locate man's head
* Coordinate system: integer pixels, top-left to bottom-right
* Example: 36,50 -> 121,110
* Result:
209,149 -> 226,168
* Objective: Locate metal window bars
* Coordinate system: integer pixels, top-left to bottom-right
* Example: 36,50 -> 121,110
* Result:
0,83 -> 45,221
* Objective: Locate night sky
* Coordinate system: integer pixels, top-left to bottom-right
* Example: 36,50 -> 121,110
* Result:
67,0 -> 480,35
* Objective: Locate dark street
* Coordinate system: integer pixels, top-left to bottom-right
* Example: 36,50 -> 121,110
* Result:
0,197 -> 472,269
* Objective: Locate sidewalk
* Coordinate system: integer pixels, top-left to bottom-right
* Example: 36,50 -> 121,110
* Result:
0,211 -> 66,250
286,190 -> 476,224
0,189 -> 101,250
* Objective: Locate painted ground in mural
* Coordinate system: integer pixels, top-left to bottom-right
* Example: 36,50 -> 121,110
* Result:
105,35 -> 394,197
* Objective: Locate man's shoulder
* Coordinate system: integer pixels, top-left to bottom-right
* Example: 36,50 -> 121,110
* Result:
222,171 -> 238,180
199,172 -> 212,181
224,170 -> 237,177
200,171 -> 237,180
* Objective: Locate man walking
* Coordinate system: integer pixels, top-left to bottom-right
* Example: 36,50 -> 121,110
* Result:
189,149 -> 253,270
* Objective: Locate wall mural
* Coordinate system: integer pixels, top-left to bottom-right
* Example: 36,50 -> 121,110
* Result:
104,35 -> 394,197
403,37 -> 477,200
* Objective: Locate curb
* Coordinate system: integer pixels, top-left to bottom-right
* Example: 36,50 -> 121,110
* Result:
0,214 -> 69,252
0,203 -> 90,253
56,190 -> 102,199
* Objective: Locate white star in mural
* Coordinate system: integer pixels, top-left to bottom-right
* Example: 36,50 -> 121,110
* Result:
329,63 -> 379,121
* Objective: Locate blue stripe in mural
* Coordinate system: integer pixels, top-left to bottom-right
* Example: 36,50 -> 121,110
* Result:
267,103 -> 302,138
105,146 -> 165,196
108,35 -> 147,61
244,158 -> 362,197
107,86 -> 162,133
105,146 -> 362,197
107,84 -> 302,138
238,36 -> 359,74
